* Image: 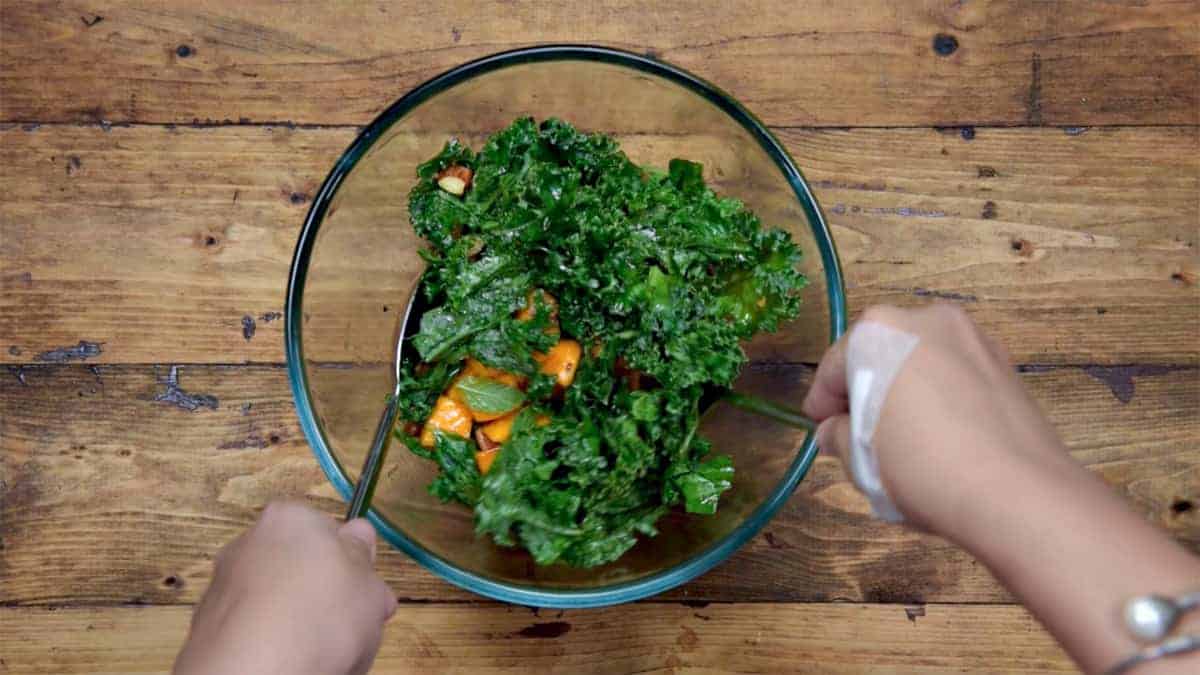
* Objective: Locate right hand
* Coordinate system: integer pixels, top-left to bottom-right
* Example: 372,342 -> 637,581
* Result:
801,304 -> 1079,538
804,304 -> 1200,674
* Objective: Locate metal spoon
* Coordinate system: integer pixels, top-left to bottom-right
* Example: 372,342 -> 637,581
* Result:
343,292 -> 419,521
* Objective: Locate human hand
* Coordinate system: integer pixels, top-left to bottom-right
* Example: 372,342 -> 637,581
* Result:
801,303 -> 1078,538
802,304 -> 1200,674
174,501 -> 397,675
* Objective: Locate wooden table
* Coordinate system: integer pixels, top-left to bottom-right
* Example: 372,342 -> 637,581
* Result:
2,2 -> 1197,672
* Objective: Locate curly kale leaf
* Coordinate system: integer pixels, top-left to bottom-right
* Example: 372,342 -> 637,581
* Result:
400,117 -> 806,568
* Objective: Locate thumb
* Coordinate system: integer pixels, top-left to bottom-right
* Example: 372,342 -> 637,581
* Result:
816,414 -> 851,468
338,518 -> 378,564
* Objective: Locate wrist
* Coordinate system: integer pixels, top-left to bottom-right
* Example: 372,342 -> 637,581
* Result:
177,603 -> 353,675
934,441 -> 1200,673
939,446 -> 1069,551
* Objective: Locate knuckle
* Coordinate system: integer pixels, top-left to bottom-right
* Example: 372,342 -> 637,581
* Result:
859,304 -> 902,326
261,499 -> 305,523
933,302 -> 970,323
926,302 -> 977,335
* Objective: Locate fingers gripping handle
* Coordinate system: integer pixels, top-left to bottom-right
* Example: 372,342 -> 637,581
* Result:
846,321 -> 920,522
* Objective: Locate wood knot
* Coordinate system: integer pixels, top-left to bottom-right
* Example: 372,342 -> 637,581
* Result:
677,625 -> 699,651
1010,238 -> 1034,257
932,34 -> 958,56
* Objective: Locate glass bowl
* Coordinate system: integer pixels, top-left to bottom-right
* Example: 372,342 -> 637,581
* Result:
285,45 -> 846,608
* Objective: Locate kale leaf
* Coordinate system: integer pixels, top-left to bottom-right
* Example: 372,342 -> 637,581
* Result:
396,118 -> 805,568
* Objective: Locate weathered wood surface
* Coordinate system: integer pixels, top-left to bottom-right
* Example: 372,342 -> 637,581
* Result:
3,2 -> 1198,672
1,1 -> 1197,127
3,362 -> 1194,606
2,124 -> 1195,365
0,603 -> 1074,674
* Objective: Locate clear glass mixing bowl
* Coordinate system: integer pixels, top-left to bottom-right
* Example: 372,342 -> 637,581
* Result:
285,45 -> 845,607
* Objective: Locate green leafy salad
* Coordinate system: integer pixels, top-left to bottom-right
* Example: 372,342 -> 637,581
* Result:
393,117 -> 806,568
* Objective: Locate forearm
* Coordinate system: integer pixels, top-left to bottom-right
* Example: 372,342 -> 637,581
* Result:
947,445 -> 1200,674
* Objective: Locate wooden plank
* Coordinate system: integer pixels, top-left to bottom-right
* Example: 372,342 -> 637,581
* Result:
2,124 -> 1196,366
0,603 -> 1074,674
1,1 -> 1196,127
2,363 -> 1195,605
771,125 -> 1200,366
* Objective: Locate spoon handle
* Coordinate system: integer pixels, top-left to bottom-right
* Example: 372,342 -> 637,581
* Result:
345,395 -> 400,521
721,390 -> 816,432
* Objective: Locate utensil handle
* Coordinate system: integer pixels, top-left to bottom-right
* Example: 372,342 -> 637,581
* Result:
345,396 -> 400,521
721,391 -> 816,432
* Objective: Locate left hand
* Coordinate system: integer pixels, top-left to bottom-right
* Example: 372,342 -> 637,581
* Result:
174,501 -> 397,675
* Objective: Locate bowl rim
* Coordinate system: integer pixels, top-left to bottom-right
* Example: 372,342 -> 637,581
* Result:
285,44 -> 847,608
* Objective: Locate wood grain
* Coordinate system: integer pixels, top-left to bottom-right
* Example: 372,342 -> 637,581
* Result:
3,362 -> 1194,606
1,1 -> 1197,127
2,2 -> 1197,672
2,124 -> 1195,365
0,603 -> 1075,674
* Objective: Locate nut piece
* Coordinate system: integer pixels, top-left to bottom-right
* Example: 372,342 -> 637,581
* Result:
437,175 -> 466,195
475,427 -> 499,452
436,165 -> 473,196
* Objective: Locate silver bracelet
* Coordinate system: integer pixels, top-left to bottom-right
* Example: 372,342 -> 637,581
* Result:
1104,634 -> 1200,675
1104,591 -> 1200,675
1125,591 -> 1200,642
